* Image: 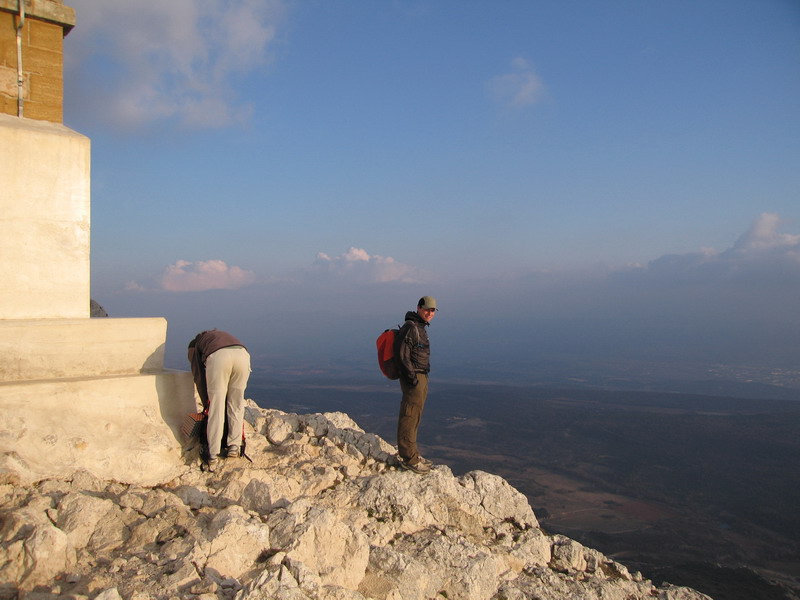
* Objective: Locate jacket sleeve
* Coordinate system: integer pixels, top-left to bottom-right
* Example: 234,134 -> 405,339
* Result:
188,336 -> 210,410
396,322 -> 419,386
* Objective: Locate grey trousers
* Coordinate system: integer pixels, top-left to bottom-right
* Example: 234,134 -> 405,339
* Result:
205,346 -> 251,456
397,373 -> 428,464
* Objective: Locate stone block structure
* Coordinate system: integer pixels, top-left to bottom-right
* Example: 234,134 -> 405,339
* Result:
0,1 -> 196,485
0,0 -> 74,122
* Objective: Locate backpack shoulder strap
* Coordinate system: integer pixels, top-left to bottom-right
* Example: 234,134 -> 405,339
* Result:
403,319 -> 420,345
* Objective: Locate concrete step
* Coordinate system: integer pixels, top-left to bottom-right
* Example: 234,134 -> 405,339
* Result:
0,317 -> 171,382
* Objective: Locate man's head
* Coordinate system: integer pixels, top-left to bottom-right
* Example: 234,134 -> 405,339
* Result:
416,296 -> 438,322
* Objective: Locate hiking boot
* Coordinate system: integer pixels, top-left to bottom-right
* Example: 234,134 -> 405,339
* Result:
207,458 -> 219,473
225,445 -> 240,458
399,457 -> 431,474
418,456 -> 434,467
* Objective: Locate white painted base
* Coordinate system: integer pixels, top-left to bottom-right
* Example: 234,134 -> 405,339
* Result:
0,369 -> 198,486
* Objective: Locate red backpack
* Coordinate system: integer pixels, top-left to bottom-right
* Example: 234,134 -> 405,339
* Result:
376,327 -> 400,380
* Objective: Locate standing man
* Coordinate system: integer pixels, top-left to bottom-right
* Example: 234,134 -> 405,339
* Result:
395,296 -> 437,474
188,329 -> 251,472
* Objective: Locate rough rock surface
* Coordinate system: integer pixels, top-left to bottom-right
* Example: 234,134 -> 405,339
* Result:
0,402 -> 712,600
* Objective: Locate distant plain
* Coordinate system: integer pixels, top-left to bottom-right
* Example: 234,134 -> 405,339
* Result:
247,361 -> 800,600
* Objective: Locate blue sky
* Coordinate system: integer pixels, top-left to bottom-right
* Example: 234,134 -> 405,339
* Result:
63,1 -> 800,380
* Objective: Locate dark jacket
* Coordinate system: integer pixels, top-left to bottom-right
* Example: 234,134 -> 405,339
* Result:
396,311 -> 430,385
188,330 -> 246,408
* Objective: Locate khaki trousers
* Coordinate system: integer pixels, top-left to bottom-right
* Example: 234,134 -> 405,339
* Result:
397,373 -> 428,464
205,346 -> 251,456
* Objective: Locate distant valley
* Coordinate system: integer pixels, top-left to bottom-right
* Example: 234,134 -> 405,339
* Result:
247,369 -> 800,600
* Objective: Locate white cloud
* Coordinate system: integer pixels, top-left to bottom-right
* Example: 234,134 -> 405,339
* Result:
311,247 -> 426,284
487,57 -> 545,108
123,280 -> 147,292
159,259 -> 256,292
730,212 -> 800,255
624,213 -> 800,290
435,213 -> 800,367
466,213 -> 800,324
66,0 -> 285,129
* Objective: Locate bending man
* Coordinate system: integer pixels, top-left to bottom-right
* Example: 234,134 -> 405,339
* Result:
188,329 -> 251,471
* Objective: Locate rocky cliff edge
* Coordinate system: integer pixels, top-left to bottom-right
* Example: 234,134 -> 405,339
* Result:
0,401 -> 711,600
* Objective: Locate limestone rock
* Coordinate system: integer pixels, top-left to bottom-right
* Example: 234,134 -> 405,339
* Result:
90,299 -> 109,317
269,504 -> 370,589
57,491 -> 117,548
0,403 -> 713,600
0,506 -> 75,590
205,505 -> 271,580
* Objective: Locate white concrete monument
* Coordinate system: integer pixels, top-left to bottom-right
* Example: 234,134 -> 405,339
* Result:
0,4 -> 196,485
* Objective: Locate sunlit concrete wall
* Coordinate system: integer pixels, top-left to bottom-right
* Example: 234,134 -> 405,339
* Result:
0,112 -> 90,319
0,318 -> 170,381
0,370 -> 197,486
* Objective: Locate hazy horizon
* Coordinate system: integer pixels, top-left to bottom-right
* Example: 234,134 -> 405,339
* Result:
65,1 -> 799,386
98,211 -> 800,397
